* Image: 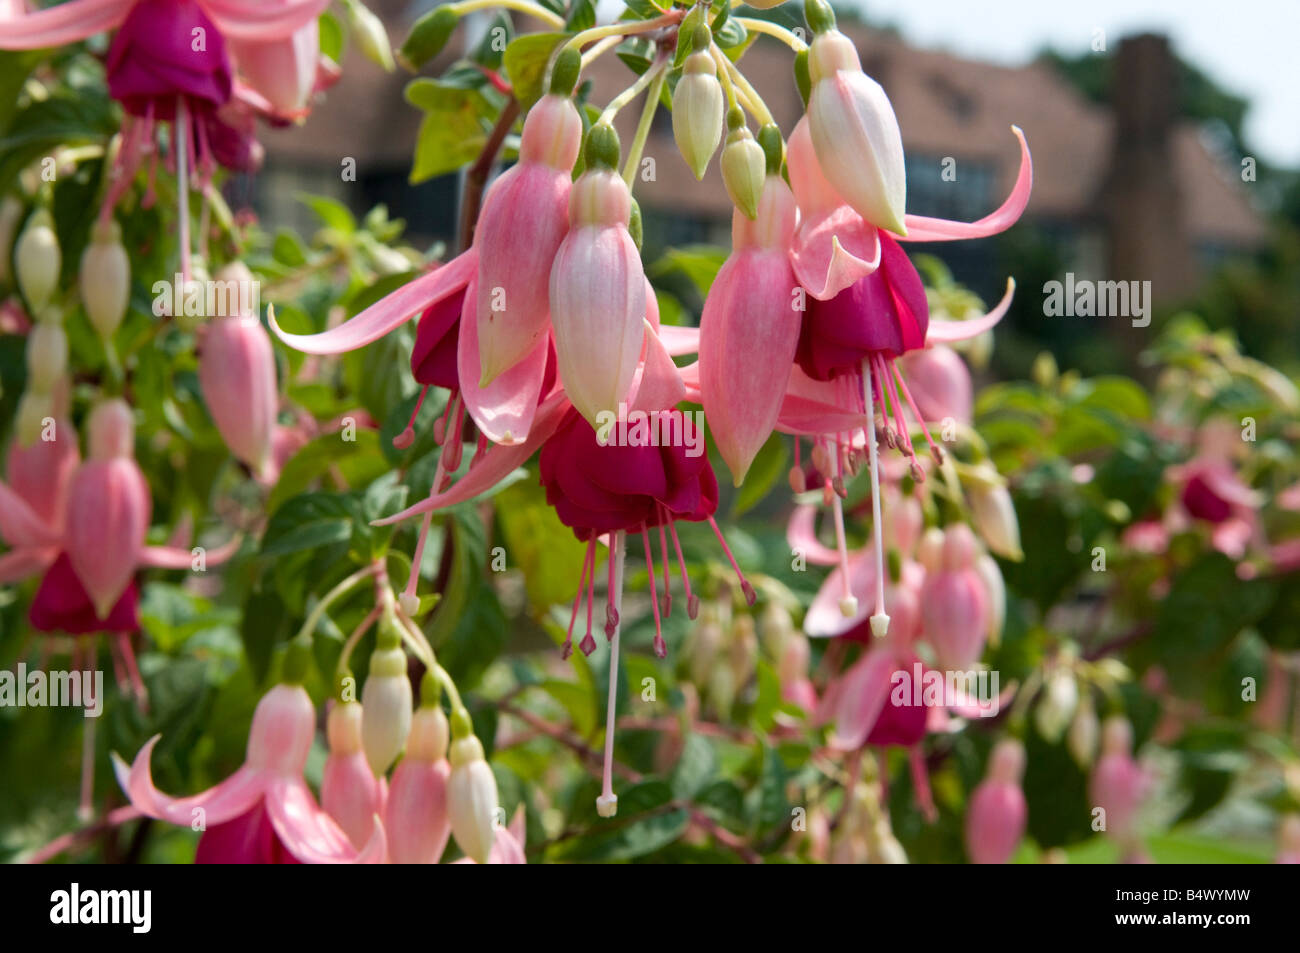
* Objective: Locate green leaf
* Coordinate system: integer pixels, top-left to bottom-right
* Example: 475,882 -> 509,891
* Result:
503,32 -> 568,109
318,12 -> 345,63
470,12 -> 512,70
731,433 -> 787,517
670,733 -> 717,800
240,585 -> 294,685
565,0 -> 596,33
297,193 -> 356,234
272,229 -> 308,267
261,493 -> 361,558
405,80 -> 494,182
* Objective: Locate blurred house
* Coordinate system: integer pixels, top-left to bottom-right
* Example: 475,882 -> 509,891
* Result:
252,4 -> 1266,305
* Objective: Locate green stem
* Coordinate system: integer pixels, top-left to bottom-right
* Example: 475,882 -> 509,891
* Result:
717,48 -> 774,125
735,16 -> 808,52
600,55 -> 667,126
621,61 -> 668,188
545,10 -> 683,90
450,0 -> 565,28
294,563 -> 381,644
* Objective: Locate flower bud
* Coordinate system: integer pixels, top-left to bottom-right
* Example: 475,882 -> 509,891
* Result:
1068,696 -> 1100,768
67,399 -> 150,619
25,322 -> 68,394
15,390 -> 54,447
245,683 -> 317,775
1035,665 -> 1078,744
79,219 -> 131,340
0,195 -> 22,284
360,618 -> 413,775
15,209 -> 61,311
965,738 -> 1026,864
720,116 -> 766,220
672,48 -> 724,180
447,733 -> 499,864
385,704 -> 452,863
198,288 -> 278,479
1089,716 -> 1145,845
345,0 -> 394,72
806,29 -> 907,234
322,701 -> 388,850
973,553 -> 1006,648
919,525 -> 989,669
967,467 -> 1023,561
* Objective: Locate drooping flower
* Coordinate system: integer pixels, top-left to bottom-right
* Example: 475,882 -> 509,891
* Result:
385,688 -> 452,864
1088,716 -> 1147,854
548,124 -> 646,428
474,86 -> 582,384
321,700 -> 387,852
965,738 -> 1028,864
699,141 -> 801,485
114,660 -> 386,864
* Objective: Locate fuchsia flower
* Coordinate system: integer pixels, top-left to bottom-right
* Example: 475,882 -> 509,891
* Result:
1089,716 -> 1147,852
548,126 -> 647,428
1,0 -> 332,283
474,92 -> 582,384
321,701 -> 388,852
385,702 -> 452,864
699,169 -> 801,484
917,524 -> 990,670
114,675 -> 386,864
197,265 -> 280,481
965,738 -> 1028,864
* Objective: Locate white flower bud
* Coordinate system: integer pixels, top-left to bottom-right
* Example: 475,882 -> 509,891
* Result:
360,634 -> 412,775
16,390 -> 53,447
25,322 -> 67,394
346,0 -> 395,72
967,470 -> 1023,561
1068,698 -> 1099,768
0,195 -> 22,284
14,209 -> 61,312
672,51 -> 724,180
721,127 -> 766,220
447,735 -> 499,864
1035,668 -> 1078,744
79,219 -> 130,340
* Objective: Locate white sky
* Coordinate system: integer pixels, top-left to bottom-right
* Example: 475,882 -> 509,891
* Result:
843,0 -> 1299,166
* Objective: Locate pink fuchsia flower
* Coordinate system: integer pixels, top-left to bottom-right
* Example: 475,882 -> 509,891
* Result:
1171,457 -> 1261,559
114,668 -> 386,864
1088,715 -> 1147,850
918,524 -> 990,669
321,701 -> 388,852
63,400 -> 152,621
699,164 -> 801,485
474,91 -> 582,384
385,699 -> 452,864
548,125 -> 646,428
225,0 -> 325,120
786,116 -> 881,301
965,738 -> 1027,864
802,5 -> 907,235
197,265 -> 279,481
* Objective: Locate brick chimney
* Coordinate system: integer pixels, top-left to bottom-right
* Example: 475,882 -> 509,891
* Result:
1098,34 -> 1194,302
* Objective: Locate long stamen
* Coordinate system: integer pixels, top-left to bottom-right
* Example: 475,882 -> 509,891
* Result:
402,452 -> 448,608
564,537 -> 596,659
174,97 -> 191,285
605,536 -> 619,638
667,519 -> 699,618
76,640 -> 97,822
656,508 -> 672,618
892,359 -> 946,466
641,527 -> 665,657
860,358 -> 890,636
117,632 -> 148,709
439,393 -> 464,475
581,538 -> 597,655
393,385 -> 429,450
790,436 -> 806,492
830,492 -> 856,617
706,515 -> 756,605
879,352 -> 916,459
597,530 -> 627,818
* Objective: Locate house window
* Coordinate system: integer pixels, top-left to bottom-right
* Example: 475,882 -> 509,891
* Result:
904,153 -> 994,224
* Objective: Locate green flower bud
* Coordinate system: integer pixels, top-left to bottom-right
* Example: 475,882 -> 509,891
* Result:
672,51 -> 724,180
721,126 -> 765,219
398,5 -> 459,72
79,219 -> 130,341
15,209 -> 60,312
